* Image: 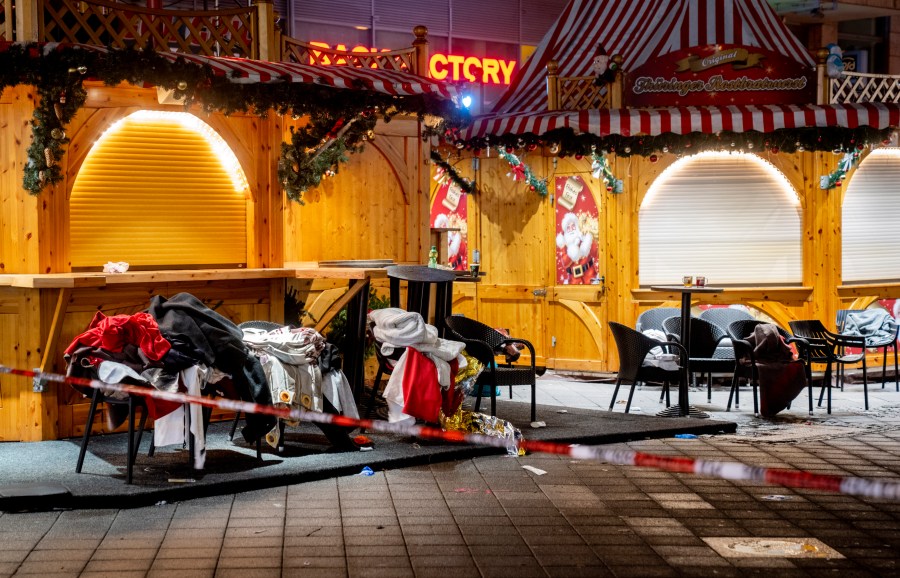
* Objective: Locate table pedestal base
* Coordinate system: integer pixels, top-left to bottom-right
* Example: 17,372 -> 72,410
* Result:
656,405 -> 710,419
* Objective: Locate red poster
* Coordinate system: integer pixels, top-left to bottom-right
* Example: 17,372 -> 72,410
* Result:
555,176 -> 600,285
430,182 -> 468,270
625,44 -> 815,107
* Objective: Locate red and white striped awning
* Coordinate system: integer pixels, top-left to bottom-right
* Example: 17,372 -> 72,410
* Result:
462,103 -> 900,140
493,0 -> 814,114
41,43 -> 459,101
162,52 -> 460,100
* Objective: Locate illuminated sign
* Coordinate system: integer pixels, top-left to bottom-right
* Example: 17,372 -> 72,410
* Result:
309,42 -> 516,85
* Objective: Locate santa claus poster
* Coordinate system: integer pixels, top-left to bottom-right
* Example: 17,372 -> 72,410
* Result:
555,176 -> 600,285
430,181 -> 468,270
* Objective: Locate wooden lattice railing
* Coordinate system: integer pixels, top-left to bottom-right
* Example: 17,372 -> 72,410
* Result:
39,0 -> 258,58
281,36 -> 418,73
558,76 -> 610,110
830,71 -> 900,104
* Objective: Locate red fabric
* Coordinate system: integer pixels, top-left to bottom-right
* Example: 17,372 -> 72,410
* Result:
144,398 -> 181,421
65,311 -> 171,361
441,358 -> 462,417
401,348 -> 444,423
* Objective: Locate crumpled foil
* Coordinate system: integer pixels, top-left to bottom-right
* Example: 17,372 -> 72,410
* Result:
456,351 -> 484,396
440,406 -> 525,456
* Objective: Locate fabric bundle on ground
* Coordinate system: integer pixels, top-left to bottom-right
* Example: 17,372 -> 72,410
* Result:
369,308 -> 466,424
243,325 -> 359,450
741,323 -> 808,417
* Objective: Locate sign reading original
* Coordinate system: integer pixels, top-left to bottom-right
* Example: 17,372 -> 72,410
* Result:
625,44 -> 815,107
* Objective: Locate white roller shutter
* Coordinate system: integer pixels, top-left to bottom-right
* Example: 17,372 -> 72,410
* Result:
842,148 -> 900,283
639,151 -> 802,287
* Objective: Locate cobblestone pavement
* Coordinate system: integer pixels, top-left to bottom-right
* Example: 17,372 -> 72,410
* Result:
2,374 -> 900,577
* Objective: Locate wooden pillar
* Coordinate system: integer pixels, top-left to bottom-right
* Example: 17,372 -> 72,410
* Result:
816,47 -> 830,105
547,60 -> 559,111
610,54 -> 624,108
807,151 -> 841,326
255,0 -> 276,61
413,25 -> 429,77
15,0 -> 39,41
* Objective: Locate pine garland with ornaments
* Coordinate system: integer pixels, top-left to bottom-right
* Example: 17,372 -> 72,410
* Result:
590,151 -> 623,193
496,146 -> 548,197
0,41 -> 466,198
429,150 -> 475,194
452,126 -> 893,162
819,150 -> 862,190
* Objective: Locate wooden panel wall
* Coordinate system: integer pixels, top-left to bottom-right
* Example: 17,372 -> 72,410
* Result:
0,86 -> 42,275
283,125 -> 426,263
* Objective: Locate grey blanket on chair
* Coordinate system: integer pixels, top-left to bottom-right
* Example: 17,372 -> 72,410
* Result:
843,310 -> 895,344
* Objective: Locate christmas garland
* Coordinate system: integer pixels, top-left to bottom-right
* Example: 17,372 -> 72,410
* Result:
429,150 -> 475,194
0,42 -> 466,200
496,147 -> 548,196
590,151 -> 623,193
819,149 -> 863,190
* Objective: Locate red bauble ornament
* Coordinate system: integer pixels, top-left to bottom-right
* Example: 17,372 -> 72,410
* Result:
505,146 -> 514,154
529,185 -> 536,191
770,146 -> 779,154
526,143 -> 537,152
856,144 -> 865,151
649,154 -> 658,163
606,185 -> 613,192
473,148 -> 482,157
575,154 -> 583,160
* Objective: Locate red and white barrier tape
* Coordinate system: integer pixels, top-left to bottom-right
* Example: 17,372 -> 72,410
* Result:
3,364 -> 900,501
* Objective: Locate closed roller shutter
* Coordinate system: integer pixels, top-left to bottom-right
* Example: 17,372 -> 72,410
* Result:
639,151 -> 802,287
70,111 -> 248,269
842,148 -> 900,283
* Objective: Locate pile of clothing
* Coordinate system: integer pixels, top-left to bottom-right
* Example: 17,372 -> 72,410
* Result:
241,325 -> 359,450
369,308 -> 523,455
65,292 -> 278,468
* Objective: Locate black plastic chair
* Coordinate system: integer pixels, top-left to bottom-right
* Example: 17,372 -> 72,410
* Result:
608,321 -> 687,414
789,319 -> 867,413
837,309 -> 900,391
699,307 -> 755,359
662,316 -> 735,404
366,265 -> 456,419
76,389 -> 149,485
635,307 -> 681,333
727,319 -> 814,415
444,315 -> 538,422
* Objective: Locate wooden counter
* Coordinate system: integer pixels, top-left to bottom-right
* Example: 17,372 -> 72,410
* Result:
0,266 -> 388,442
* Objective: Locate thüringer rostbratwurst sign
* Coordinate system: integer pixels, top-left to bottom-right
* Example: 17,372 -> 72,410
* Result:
625,44 -> 815,107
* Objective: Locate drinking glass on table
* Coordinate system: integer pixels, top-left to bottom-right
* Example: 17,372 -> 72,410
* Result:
682,275 -> 693,287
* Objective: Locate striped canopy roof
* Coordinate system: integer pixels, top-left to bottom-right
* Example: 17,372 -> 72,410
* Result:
42,42 -> 460,101
461,103 -> 900,140
492,0 -> 815,115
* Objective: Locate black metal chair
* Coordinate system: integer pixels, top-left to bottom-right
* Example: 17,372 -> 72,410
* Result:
444,315 -> 538,422
727,319 -> 813,415
76,389 -> 149,485
662,316 -> 735,404
837,309 -> 900,391
366,265 -> 456,419
635,307 -> 681,333
608,321 -> 687,414
789,319 -> 867,413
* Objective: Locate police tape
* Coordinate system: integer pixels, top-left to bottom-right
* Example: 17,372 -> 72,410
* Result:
3,364 -> 899,501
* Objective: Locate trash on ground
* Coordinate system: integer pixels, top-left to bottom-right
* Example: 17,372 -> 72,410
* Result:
762,494 -> 793,501
359,466 -> 375,476
167,478 -> 196,483
522,465 -> 547,475
674,433 -> 698,439
556,409 -> 568,414
530,421 -> 547,428
155,501 -> 167,506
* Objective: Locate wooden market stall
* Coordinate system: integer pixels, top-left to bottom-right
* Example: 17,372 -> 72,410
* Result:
0,0 -> 456,441
433,0 -> 900,375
